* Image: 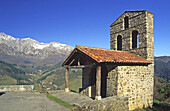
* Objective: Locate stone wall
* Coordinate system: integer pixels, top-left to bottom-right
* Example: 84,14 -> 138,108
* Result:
105,64 -> 154,110
78,96 -> 129,111
106,64 -> 118,97
0,85 -> 34,92
117,65 -> 153,110
109,10 -> 154,110
110,11 -> 154,61
110,11 -> 146,51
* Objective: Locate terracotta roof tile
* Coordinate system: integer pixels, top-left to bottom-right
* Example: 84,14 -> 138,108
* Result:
76,45 -> 152,64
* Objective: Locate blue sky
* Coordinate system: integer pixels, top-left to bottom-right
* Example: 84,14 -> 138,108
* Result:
0,0 -> 169,56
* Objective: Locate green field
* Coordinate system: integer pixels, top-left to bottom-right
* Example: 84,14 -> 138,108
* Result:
60,76 -> 82,93
0,75 -> 17,85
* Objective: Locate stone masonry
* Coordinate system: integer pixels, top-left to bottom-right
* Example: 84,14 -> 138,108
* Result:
110,10 -> 154,110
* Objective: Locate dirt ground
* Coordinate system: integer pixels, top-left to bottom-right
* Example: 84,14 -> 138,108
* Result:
0,92 -> 70,111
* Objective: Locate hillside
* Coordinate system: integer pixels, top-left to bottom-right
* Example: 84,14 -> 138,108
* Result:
154,56 -> 170,104
34,62 -> 82,92
155,56 -> 170,82
0,60 -> 82,92
154,75 -> 170,104
0,61 -> 30,85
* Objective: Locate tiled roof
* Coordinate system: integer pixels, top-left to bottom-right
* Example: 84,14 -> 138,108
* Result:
76,45 -> 152,64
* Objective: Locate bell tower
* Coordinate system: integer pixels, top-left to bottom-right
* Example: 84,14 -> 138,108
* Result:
110,10 -> 154,110
110,10 -> 154,63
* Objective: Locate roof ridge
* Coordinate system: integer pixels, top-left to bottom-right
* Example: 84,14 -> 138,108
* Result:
76,45 -> 123,52
76,45 -> 101,63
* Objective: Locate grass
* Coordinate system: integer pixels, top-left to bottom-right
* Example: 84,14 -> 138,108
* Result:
153,100 -> 170,106
133,100 -> 170,111
0,75 -> 17,85
153,100 -> 160,104
60,76 -> 82,93
46,93 -> 74,109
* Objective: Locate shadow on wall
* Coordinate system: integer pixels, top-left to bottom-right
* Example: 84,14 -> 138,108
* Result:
0,92 -> 5,96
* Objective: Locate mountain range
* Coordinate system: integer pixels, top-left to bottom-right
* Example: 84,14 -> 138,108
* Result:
0,33 -> 169,90
155,56 -> 170,63
0,33 -> 73,66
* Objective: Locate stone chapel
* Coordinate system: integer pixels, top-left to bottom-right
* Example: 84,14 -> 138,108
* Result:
62,10 -> 154,110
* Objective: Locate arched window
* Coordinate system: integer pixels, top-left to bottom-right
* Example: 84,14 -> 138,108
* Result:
124,16 -> 129,29
132,30 -> 139,48
117,35 -> 122,50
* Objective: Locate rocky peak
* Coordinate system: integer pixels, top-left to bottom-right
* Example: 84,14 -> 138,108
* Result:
0,33 -> 16,41
0,33 -> 74,66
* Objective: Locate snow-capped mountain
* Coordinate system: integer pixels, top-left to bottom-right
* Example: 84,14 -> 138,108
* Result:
0,33 -> 73,66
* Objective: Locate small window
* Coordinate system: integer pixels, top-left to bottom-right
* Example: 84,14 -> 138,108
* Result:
124,16 -> 129,29
132,30 -> 139,48
117,35 -> 122,50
